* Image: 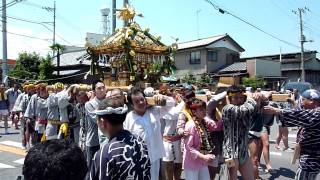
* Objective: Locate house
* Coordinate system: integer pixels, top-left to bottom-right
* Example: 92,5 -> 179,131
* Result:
215,59 -> 285,90
0,59 -> 16,81
213,62 -> 248,86
241,51 -> 320,86
174,34 -> 245,78
86,32 -> 105,46
51,46 -> 107,84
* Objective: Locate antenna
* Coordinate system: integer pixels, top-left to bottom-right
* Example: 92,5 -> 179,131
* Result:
100,7 -> 111,35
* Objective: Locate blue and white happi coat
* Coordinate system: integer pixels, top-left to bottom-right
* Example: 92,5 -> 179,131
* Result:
280,108 -> 320,175
90,130 -> 151,180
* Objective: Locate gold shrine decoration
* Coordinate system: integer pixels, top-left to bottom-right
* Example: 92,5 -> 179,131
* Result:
116,4 -> 143,22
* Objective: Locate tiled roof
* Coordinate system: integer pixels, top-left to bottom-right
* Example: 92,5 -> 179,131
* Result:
52,48 -> 88,66
178,34 -> 226,50
53,70 -> 82,76
241,51 -> 317,60
219,62 -> 247,73
52,48 -> 105,67
0,59 -> 16,65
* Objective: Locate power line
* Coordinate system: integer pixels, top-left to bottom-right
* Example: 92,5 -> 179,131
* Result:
10,1 -> 81,45
55,13 -> 83,33
0,0 -> 25,11
308,8 -> 320,19
40,23 -> 73,45
286,0 -> 299,10
0,0 -> 17,10
6,1 -> 18,8
20,1 -> 43,9
204,0 -> 300,49
6,31 -> 51,41
304,14 -> 320,29
304,21 -> 320,34
2,15 -> 73,45
0,21 -> 51,42
269,0 -> 296,23
304,25 -> 320,38
18,1 -> 76,46
5,15 -> 45,25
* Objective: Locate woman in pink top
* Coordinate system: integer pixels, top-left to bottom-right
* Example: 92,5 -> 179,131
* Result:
183,98 -> 217,180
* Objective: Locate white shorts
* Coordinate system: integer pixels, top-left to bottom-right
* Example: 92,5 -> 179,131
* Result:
162,140 -> 182,163
35,121 -> 46,134
9,104 -> 14,112
46,123 -> 58,140
151,159 -> 160,180
0,109 -> 9,116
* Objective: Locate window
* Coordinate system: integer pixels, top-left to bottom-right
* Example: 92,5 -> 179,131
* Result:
208,51 -> 217,61
190,51 -> 201,64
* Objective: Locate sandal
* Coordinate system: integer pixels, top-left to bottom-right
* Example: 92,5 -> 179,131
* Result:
265,168 -> 277,174
283,147 -> 294,153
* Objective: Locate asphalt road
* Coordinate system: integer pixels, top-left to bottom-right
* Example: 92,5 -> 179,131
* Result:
257,124 -> 298,180
0,123 -> 24,180
0,121 -> 318,180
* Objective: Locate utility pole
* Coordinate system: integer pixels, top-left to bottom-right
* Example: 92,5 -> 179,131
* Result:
112,0 -> 116,33
298,8 -> 305,82
53,1 -> 56,47
293,7 -> 310,82
279,47 -> 282,63
2,0 -> 7,85
43,1 -> 56,56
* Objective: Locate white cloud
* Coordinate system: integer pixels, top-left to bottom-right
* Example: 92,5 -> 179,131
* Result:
4,25 -> 52,59
2,25 -> 89,59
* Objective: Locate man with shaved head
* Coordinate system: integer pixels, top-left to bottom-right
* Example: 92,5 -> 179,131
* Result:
84,82 -> 107,177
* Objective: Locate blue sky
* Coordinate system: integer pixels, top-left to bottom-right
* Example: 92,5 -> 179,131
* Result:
2,0 -> 320,59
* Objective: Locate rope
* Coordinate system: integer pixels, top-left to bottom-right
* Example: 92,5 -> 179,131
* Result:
6,71 -> 90,83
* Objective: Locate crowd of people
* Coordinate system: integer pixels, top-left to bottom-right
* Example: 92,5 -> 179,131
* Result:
0,81 -> 319,180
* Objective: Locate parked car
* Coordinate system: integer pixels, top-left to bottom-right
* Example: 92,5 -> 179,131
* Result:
281,82 -> 312,94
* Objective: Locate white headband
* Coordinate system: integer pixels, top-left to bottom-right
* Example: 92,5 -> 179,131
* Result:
94,104 -> 128,115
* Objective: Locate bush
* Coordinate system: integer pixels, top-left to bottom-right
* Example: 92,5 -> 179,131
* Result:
242,76 -> 265,89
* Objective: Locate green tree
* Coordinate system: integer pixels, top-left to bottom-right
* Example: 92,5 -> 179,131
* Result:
199,73 -> 212,84
39,54 -> 55,80
9,52 -> 41,80
50,43 -> 65,53
242,76 -> 265,89
9,52 -> 56,81
181,72 -> 196,84
50,43 -> 65,76
198,73 -> 217,89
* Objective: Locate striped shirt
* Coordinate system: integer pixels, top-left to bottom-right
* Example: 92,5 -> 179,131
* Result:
222,98 -> 256,159
280,108 -> 320,172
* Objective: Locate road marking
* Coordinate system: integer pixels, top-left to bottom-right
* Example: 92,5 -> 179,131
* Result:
269,139 -> 296,144
270,151 -> 282,156
288,134 -> 296,138
0,141 -> 22,148
0,162 -> 15,169
13,158 -> 25,165
0,144 -> 26,156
